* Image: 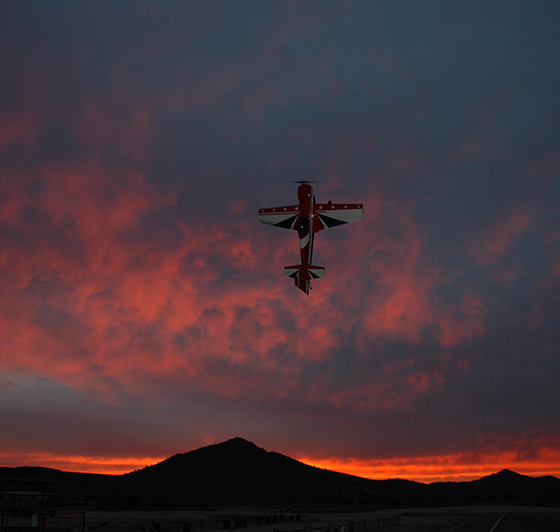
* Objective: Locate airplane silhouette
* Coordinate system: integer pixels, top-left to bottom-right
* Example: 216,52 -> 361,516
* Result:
259,182 -> 363,294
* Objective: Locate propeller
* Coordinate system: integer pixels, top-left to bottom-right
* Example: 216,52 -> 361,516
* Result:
291,180 -> 318,184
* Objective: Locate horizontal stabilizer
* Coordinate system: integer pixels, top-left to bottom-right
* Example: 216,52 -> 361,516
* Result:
308,265 -> 325,278
284,265 -> 300,278
284,264 -> 325,279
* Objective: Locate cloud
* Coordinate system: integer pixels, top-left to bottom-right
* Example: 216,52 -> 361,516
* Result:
0,150 -> 487,426
1,1 -> 560,482
471,210 -> 531,265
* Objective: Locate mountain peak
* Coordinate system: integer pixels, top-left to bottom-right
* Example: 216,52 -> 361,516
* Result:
480,469 -> 527,482
217,437 -> 263,449
496,469 -> 525,477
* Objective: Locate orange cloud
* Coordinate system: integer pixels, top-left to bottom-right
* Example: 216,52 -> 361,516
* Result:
336,193 -> 486,351
2,161 -> 490,417
1,162 -> 359,404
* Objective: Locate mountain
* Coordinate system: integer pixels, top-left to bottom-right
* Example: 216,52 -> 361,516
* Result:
1,438 -> 559,509
118,437 -> 396,507
426,468 -> 560,506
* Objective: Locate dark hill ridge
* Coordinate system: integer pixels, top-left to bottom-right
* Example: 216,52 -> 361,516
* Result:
427,468 -> 560,506
1,438 -> 559,509
120,437 -> 386,506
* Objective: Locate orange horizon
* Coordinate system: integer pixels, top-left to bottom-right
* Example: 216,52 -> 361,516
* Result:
0,452 -> 162,476
298,456 -> 560,484
2,451 -> 559,483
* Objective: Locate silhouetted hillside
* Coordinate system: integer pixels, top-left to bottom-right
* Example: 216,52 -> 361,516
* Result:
426,468 -> 560,506
1,438 -> 559,510
119,437 -> 391,506
0,465 -> 120,507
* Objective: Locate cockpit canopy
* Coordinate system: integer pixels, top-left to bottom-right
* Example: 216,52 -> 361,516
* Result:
297,216 -> 309,238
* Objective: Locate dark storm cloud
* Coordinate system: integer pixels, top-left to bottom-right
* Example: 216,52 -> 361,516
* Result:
1,1 -> 559,480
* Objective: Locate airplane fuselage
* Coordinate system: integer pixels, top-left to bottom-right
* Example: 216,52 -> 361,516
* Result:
258,183 -> 363,294
297,183 -> 314,271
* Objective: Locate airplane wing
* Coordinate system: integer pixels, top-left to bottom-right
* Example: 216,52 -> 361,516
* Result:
258,205 -> 300,229
314,203 -> 363,231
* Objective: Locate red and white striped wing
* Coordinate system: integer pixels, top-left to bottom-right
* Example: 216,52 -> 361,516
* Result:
314,203 -> 363,231
258,205 -> 300,229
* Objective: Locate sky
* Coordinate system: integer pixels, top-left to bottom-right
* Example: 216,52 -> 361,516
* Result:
1,1 -> 559,484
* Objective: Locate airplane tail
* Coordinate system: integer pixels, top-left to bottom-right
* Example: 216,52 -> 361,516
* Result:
284,264 -> 325,294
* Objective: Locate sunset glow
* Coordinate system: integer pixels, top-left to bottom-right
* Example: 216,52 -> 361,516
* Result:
300,449 -> 560,484
3,449 -> 560,483
0,451 -> 163,476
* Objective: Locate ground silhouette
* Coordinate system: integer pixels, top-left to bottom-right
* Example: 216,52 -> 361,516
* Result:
1,437 -> 559,509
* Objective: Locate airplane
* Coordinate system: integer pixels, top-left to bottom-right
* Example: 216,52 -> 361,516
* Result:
258,182 -> 363,294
